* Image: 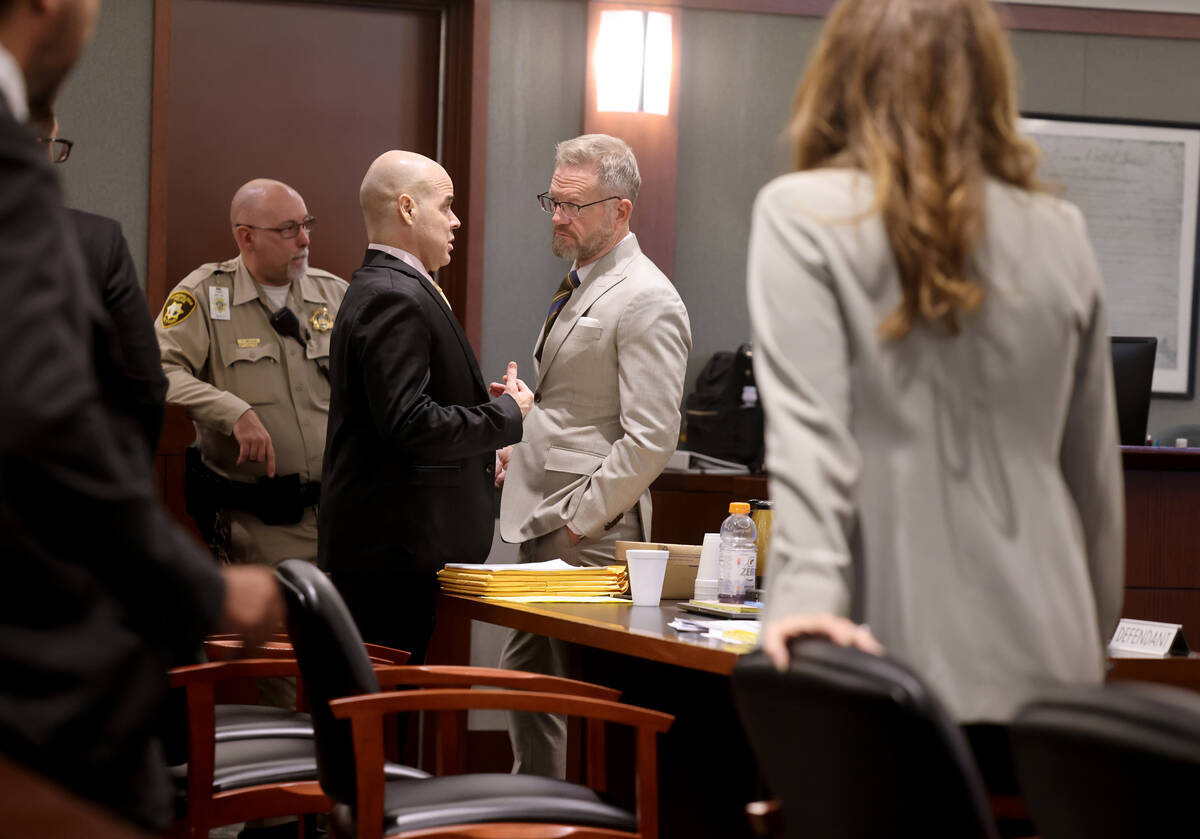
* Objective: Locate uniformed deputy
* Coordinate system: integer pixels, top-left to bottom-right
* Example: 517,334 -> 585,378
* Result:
157,178 -> 347,567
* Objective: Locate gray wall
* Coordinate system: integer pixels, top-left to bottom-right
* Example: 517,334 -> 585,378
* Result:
55,0 -> 155,289
47,3 -> 1200,434
668,12 -> 1200,437
1006,32 -> 1200,434
674,10 -> 821,394
480,0 -> 587,388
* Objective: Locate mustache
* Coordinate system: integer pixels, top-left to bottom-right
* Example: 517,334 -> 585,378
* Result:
291,249 -> 309,260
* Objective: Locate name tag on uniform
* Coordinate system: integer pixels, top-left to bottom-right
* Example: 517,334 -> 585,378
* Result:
237,338 -> 261,348
210,286 -> 231,320
1109,618 -> 1190,657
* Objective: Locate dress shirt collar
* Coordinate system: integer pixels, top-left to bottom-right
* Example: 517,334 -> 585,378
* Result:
573,231 -> 634,285
0,43 -> 28,123
368,243 -> 434,284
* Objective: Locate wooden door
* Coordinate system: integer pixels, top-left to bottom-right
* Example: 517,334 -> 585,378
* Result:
152,0 -> 447,536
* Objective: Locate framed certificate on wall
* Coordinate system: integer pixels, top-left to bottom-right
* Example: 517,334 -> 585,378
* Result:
1021,114 -> 1200,397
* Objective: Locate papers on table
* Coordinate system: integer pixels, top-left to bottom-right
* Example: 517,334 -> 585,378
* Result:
438,559 -> 629,598
667,617 -> 761,647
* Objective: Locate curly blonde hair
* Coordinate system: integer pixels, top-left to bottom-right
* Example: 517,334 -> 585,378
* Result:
788,0 -> 1041,338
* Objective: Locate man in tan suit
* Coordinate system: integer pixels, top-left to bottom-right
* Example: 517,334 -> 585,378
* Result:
496,133 -> 692,777
157,179 -> 347,567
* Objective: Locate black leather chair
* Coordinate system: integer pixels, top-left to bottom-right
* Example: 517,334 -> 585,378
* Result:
167,642 -> 427,838
1010,681 -> 1200,839
276,558 -> 675,839
731,639 -> 999,839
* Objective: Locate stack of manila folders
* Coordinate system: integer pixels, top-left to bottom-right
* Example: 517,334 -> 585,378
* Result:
437,559 -> 629,602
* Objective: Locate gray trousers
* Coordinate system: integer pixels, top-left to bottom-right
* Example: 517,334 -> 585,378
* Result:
499,510 -> 641,778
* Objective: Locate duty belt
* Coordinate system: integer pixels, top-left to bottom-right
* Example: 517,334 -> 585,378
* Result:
185,444 -> 319,526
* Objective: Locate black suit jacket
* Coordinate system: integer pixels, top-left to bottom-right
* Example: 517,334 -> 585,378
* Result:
0,100 -> 224,829
319,249 -> 523,575
68,208 -> 168,457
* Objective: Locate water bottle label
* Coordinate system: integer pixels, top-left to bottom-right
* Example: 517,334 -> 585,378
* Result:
719,549 -> 754,601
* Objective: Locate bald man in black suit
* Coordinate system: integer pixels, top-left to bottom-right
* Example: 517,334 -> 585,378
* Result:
320,150 -> 533,665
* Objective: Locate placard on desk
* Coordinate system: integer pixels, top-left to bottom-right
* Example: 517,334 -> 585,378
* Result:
1108,618 -> 1191,657
1021,114 -> 1200,397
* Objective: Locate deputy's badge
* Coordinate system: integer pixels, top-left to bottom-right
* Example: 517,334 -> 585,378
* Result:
308,306 -> 334,333
161,290 -> 197,328
210,286 -> 231,321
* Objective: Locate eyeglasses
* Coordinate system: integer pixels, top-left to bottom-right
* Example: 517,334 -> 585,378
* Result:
536,192 -> 621,219
37,138 -> 74,164
235,215 -> 316,239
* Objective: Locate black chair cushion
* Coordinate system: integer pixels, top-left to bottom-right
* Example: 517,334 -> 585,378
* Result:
169,737 -> 429,793
214,704 -> 314,742
1012,682 -> 1200,839
328,774 -> 637,836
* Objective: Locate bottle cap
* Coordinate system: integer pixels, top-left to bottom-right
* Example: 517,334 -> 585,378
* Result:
729,501 -> 751,515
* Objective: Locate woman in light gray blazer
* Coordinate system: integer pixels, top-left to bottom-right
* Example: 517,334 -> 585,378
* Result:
749,0 -> 1123,790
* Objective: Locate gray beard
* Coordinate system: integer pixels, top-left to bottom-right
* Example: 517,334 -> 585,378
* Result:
286,259 -> 308,283
550,237 -> 577,261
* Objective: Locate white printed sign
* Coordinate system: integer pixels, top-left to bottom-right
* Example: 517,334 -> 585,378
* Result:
1108,618 -> 1190,657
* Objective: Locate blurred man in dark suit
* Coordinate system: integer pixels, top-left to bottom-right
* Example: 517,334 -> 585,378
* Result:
0,0 -> 283,830
30,105 -> 168,457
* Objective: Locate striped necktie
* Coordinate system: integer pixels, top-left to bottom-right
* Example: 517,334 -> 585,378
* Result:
535,269 -> 580,362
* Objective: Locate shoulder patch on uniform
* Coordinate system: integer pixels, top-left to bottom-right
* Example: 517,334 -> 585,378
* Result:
161,290 -> 198,327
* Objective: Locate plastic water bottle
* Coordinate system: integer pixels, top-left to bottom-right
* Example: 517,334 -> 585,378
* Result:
718,502 -> 757,604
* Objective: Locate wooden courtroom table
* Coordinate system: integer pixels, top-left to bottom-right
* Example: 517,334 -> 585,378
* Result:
430,594 -> 761,839
430,593 -> 1200,839
651,446 -> 1200,645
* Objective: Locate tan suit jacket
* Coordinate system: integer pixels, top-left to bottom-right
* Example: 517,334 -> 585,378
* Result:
748,169 -> 1124,723
500,234 -> 691,543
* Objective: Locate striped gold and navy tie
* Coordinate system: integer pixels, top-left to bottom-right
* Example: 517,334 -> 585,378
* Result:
535,269 -> 580,362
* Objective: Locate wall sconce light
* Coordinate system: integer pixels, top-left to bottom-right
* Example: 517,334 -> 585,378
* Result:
594,9 -> 672,115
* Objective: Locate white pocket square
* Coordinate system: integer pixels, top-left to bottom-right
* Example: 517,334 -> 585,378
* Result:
578,316 -> 602,327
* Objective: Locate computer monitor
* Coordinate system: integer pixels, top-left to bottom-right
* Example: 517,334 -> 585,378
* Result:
1110,336 -> 1157,447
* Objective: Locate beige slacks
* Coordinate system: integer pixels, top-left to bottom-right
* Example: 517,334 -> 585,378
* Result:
498,510 -> 641,778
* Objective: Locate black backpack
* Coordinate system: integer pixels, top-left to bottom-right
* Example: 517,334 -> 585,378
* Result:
684,343 -> 764,470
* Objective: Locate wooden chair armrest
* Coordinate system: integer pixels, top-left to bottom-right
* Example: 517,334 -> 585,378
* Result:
205,638 -> 409,668
331,689 -> 671,732
333,690 -> 672,839
169,658 -> 302,686
204,639 -> 297,661
362,642 -> 410,665
745,799 -> 784,837
369,665 -> 620,700
205,632 -> 292,643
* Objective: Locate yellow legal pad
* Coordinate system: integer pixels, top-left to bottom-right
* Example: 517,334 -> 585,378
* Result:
437,558 -> 629,598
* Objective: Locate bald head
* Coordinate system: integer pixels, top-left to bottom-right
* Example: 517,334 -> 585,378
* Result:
230,178 -> 312,286
360,150 -> 460,273
230,179 -> 303,228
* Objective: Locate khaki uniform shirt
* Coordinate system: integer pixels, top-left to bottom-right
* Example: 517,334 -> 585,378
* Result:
156,254 -> 348,483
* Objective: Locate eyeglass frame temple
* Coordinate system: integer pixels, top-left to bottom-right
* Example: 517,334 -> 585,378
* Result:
233,216 -> 317,238
536,192 -> 623,217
